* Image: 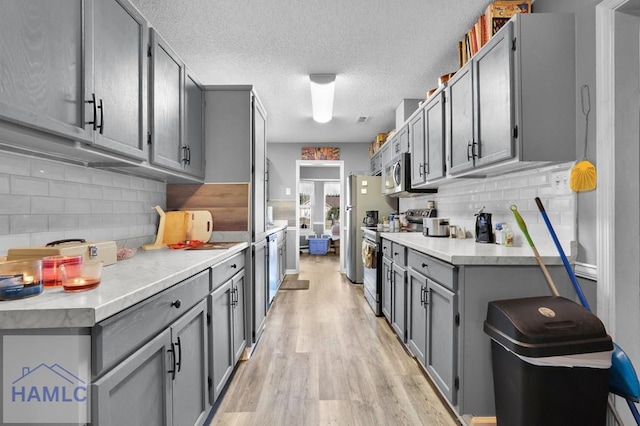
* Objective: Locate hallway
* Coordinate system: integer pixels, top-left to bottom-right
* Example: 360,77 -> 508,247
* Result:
209,253 -> 460,425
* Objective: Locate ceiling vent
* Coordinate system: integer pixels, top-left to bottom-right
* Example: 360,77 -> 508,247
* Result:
356,116 -> 369,124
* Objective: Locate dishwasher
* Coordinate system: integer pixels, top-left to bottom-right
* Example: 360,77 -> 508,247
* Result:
267,233 -> 278,307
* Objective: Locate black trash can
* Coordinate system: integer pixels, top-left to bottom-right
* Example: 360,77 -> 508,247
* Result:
484,296 -> 613,426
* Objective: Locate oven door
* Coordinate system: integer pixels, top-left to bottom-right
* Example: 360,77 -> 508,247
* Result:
362,237 -> 381,315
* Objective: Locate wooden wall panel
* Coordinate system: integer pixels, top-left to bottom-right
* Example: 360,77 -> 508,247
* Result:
167,183 -> 249,231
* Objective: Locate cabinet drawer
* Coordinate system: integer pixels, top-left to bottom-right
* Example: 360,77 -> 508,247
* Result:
391,242 -> 407,265
93,269 -> 210,377
381,239 -> 392,258
212,252 -> 245,290
408,249 -> 456,291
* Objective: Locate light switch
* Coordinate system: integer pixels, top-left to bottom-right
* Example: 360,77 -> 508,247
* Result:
362,180 -> 368,187
285,188 -> 291,195
361,188 -> 367,194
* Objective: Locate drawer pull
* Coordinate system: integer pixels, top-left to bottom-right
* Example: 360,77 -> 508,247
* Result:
230,264 -> 237,269
421,262 -> 428,268
171,299 -> 182,309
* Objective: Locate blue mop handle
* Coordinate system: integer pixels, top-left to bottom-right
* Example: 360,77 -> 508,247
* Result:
535,197 -> 591,311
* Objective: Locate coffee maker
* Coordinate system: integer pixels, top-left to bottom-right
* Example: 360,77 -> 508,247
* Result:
363,210 -> 378,227
475,207 -> 494,243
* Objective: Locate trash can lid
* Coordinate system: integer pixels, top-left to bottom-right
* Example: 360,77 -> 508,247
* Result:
484,296 -> 613,358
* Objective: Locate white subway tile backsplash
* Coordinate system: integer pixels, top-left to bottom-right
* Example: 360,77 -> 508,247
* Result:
0,154 -> 165,255
92,170 -> 114,187
401,164 -> 576,248
30,197 -> 65,214
65,199 -> 92,214
12,176 -> 49,196
50,181 -> 79,198
31,159 -> 67,181
10,215 -> 48,233
0,216 -> 8,234
78,184 -> 103,199
65,165 -> 92,183
103,187 -> 123,201
49,214 -> 80,231
0,175 -> 9,194
91,200 -> 114,214
0,195 -> 31,214
0,154 -> 30,176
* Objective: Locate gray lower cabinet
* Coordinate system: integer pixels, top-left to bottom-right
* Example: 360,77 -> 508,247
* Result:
209,269 -> 246,404
407,249 -> 458,405
391,261 -> 407,342
92,281 -> 210,426
381,255 -> 393,322
252,240 -> 268,344
277,229 -> 287,284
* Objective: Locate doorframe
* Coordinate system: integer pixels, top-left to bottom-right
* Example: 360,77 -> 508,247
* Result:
295,160 -> 345,273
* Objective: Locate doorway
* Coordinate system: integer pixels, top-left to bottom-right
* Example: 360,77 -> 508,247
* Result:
295,160 -> 345,274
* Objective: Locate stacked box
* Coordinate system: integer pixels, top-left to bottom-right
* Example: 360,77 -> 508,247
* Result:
484,1 -> 531,41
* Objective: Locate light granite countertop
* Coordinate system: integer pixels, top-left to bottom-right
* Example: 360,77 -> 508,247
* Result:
0,242 -> 249,329
380,232 -> 575,266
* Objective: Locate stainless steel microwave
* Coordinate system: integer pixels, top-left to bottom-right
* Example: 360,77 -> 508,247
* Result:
384,153 -> 435,197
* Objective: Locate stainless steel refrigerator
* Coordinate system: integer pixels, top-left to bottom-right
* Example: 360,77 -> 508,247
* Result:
345,174 -> 397,283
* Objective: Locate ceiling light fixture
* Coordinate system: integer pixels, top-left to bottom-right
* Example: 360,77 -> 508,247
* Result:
309,74 -> 336,123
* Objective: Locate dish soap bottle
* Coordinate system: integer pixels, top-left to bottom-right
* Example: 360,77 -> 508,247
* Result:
494,223 -> 503,245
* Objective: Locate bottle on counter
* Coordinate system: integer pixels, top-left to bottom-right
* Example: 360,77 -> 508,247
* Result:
503,225 -> 514,247
494,223 -> 503,245
393,216 -> 400,232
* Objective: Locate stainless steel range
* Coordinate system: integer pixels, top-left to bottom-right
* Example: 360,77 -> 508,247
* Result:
361,208 -> 437,315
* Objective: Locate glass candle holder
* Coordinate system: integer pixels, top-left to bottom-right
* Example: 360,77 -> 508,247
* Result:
60,261 -> 103,293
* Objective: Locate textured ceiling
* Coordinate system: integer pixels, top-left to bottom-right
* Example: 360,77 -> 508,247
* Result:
129,0 -> 493,143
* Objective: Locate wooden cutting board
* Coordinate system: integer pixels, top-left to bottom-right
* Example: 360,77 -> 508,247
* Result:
162,210 -> 213,244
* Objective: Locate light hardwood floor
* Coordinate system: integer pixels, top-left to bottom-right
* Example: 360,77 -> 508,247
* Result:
208,253 -> 461,426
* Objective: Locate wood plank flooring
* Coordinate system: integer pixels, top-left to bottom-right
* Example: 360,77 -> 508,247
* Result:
208,253 -> 461,426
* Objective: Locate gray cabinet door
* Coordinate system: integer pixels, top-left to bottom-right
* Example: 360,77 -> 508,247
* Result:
149,29 -> 184,172
92,328 -> 172,426
424,90 -> 446,181
209,281 -> 233,403
409,110 -> 426,187
407,267 -> 427,366
426,278 -> 458,405
184,68 -> 205,178
0,0 -> 91,142
252,96 -> 267,237
382,256 -> 393,322
232,270 -> 246,364
87,0 -> 147,160
253,240 -> 267,343
473,21 -> 514,169
172,300 -> 209,426
391,262 -> 407,342
393,125 -> 409,155
447,61 -> 474,175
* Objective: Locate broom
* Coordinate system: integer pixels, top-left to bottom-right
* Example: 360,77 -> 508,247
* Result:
570,85 -> 597,192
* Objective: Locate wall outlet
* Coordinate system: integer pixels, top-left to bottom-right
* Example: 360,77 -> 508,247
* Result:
550,170 -> 571,195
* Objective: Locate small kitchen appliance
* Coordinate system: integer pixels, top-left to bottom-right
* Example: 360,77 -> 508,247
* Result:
423,217 -> 450,237
475,207 -> 494,243
363,210 -> 378,227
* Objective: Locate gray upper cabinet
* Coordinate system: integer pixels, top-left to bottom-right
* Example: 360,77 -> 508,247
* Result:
370,149 -> 383,176
86,0 -> 148,160
0,0 -> 90,142
150,29 -> 184,171
447,13 -> 575,177
204,86 -> 267,237
410,87 -> 446,188
183,68 -> 205,178
149,29 -> 205,179
392,125 -> 409,156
